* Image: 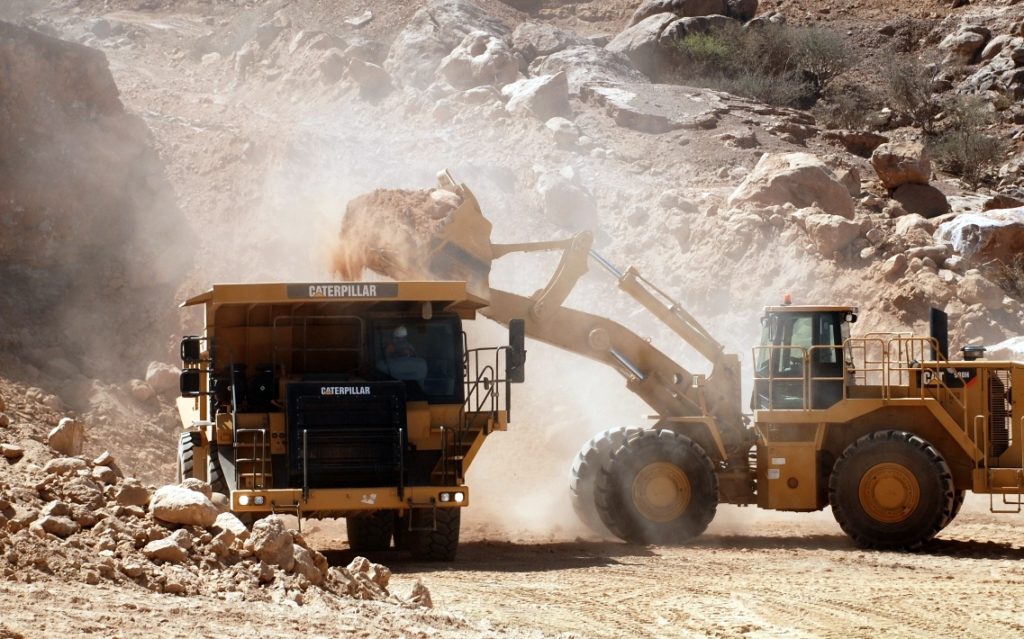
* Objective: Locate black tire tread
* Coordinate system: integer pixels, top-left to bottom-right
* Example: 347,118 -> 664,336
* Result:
409,507 -> 460,561
829,430 -> 955,550
207,441 -> 229,495
346,511 -> 395,552
594,429 -> 718,545
177,432 -> 200,482
570,426 -> 643,535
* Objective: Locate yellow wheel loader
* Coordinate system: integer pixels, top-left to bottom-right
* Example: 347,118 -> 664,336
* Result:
337,171 -> 1024,551
175,280 -> 526,561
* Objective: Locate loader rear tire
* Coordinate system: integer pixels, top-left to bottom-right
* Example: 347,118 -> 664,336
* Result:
829,430 -> 955,550
595,429 -> 718,545
570,426 -> 643,536
177,432 -> 201,483
409,507 -> 460,561
346,511 -> 395,553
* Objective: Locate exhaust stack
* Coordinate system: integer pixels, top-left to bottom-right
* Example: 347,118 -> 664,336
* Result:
929,307 -> 948,361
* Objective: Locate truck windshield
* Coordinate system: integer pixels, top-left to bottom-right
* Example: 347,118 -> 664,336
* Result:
371,318 -> 463,403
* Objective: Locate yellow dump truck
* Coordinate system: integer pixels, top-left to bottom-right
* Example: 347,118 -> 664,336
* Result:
175,280 -> 525,560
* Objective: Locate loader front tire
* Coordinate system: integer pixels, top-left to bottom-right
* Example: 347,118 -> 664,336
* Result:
409,507 -> 460,561
595,429 -> 718,545
829,430 -> 955,550
346,510 -> 395,553
570,426 -> 643,536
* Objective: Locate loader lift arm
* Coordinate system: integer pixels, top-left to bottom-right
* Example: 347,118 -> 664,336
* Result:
481,231 -> 751,464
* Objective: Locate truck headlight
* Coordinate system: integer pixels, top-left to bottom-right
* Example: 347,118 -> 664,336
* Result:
453,492 -> 465,503
238,495 -> 250,506
254,495 -> 265,506
440,492 -> 451,503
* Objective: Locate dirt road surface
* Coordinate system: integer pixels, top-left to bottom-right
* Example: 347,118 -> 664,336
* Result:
3,496 -> 1022,638
281,496 -> 1024,638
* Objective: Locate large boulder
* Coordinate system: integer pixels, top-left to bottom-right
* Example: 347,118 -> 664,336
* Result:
536,166 -> 598,230
727,153 -> 855,218
145,362 -> 181,395
934,208 -> 1024,265
0,22 -> 192,374
150,485 -> 218,527
143,537 -> 189,564
437,31 -> 519,90
959,270 -> 1005,310
630,0 -> 730,26
659,15 -> 738,47
47,417 -> 85,456
939,26 -> 990,65
606,13 -> 678,77
249,515 -> 295,571
384,0 -> 511,88
511,22 -> 585,63
529,46 -> 647,95
871,142 -> 931,190
891,184 -> 950,219
726,0 -> 759,21
804,213 -> 861,255
502,72 -> 570,120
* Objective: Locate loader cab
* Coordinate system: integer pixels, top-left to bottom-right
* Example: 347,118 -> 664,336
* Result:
753,305 -> 857,410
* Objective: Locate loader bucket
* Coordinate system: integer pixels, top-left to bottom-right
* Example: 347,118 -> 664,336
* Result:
424,173 -> 495,301
331,170 -> 496,302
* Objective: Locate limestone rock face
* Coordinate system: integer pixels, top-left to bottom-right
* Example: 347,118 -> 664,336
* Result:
529,46 -> 647,95
437,31 -> 519,90
629,0 -> 730,26
384,0 -> 511,89
727,153 -> 855,219
935,208 -> 1024,265
512,22 -> 584,62
502,72 -> 570,120
606,13 -> 678,77
150,485 -> 218,527
0,22 -> 192,373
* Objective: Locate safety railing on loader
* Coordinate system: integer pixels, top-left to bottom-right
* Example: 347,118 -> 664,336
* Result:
752,335 -> 969,421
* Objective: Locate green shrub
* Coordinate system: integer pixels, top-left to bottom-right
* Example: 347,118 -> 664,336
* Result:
884,59 -> 941,132
672,23 -> 855,107
812,79 -> 883,129
792,27 -> 855,95
928,96 -> 1004,188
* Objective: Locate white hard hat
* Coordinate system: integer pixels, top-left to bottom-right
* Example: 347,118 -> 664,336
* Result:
394,326 -> 408,339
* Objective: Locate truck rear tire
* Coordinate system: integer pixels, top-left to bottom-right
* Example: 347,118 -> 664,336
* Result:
829,430 -> 955,550
346,511 -> 395,552
409,507 -> 460,561
595,429 -> 718,545
570,426 -> 643,536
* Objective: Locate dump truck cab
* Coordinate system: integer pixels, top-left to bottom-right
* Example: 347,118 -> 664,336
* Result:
175,281 -> 524,560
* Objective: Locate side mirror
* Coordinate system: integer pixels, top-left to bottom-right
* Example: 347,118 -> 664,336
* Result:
507,319 -> 526,384
180,369 -> 203,398
180,336 -> 203,364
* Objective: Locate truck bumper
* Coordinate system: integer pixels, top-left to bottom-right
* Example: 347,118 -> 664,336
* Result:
231,485 -> 469,514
